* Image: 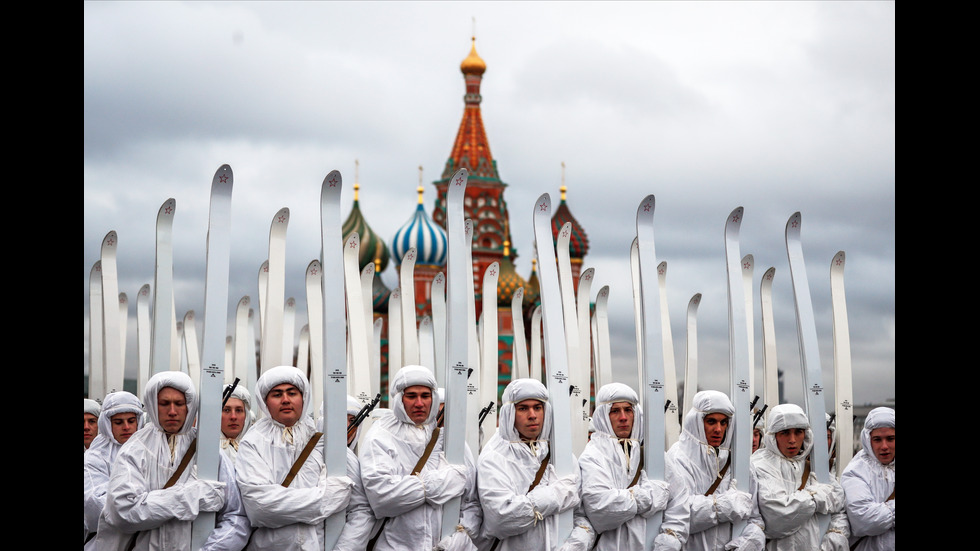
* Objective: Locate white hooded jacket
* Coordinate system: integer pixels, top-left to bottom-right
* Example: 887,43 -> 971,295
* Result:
750,404 -> 848,551
97,371 -> 250,551
358,365 -> 482,551
664,390 -> 765,551
477,378 -> 594,551
84,391 -> 146,546
840,407 -> 894,551
235,365 -> 360,550
578,383 -> 674,551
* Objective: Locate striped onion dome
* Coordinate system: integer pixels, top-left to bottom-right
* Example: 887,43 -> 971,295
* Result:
392,186 -> 448,267
524,258 -> 540,307
497,240 -> 527,307
342,182 -> 391,272
551,185 -> 590,259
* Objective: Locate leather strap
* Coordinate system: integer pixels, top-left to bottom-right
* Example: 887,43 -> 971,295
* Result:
282,432 -> 323,487
164,438 -> 197,488
487,449 -> 553,551
367,426 -> 443,551
704,452 -> 732,496
797,457 -> 811,491
628,445 -> 645,488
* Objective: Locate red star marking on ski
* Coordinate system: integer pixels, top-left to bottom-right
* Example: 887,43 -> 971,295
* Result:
658,266 -> 665,276
731,214 -> 741,223
107,237 -> 116,247
277,215 -> 287,223
583,272 -> 593,280
791,218 -> 799,228
454,175 -> 463,186
328,176 -> 338,187
835,257 -> 844,266
539,202 -> 548,211
489,267 -> 496,276
561,228 -> 569,238
310,266 -> 319,276
743,261 -> 751,269
765,272 -> 774,281
165,205 -> 174,215
219,174 -> 229,183
349,240 -> 357,248
643,203 -> 652,212
600,289 -> 607,297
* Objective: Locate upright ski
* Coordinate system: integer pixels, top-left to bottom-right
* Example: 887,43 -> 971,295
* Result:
441,168 -> 470,538
657,261 -> 680,447
785,212 -> 832,538
635,195 -> 666,550
742,254 -> 755,395
101,231 -> 123,394
399,247 -> 420,366
344,233 -> 372,408
480,261 -> 500,447
136,283 -> 151,397
191,163 -> 234,548
510,287 -> 528,380
683,293 -> 702,415
319,170 -> 348,548
530,304 -> 542,383
431,272 -> 447,385
260,207 -> 289,373
89,261 -> 105,400
533,193 -> 574,542
234,296 -> 251,391
183,311 -> 201,389
305,260 -> 324,418
724,207 -> 753,538
594,285 -> 612,389
150,198 -> 176,377
760,267 -> 778,414
830,251 -> 853,478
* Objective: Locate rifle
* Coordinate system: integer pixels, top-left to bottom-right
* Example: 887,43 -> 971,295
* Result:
222,378 -> 241,407
752,404 -> 768,429
478,400 -> 495,427
749,395 -> 760,412
347,392 -> 382,439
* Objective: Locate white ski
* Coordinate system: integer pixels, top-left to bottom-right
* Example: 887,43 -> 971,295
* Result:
431,272 -> 447,385
760,267 -> 778,414
441,168 -> 470,538
480,261 -> 500,447
260,207 -> 289,373
183,311 -> 201,389
151,198 -> 176,377
388,287 -> 402,372
101,231 -> 123,394
742,254 -> 755,397
657,261 -> 680,447
297,325 -> 310,379
345,233 -> 372,408
556,221 -> 586,455
89,261 -> 105,400
284,297 -> 296,366
257,260 -> 268,344
630,237 -> 644,393
419,315 -> 435,370
191,163 -> 233,549
361,262 -> 377,402
234,296 -> 251,391
511,287 -> 528,380
399,247 -> 420,366
137,283 -> 151,397
683,293 -> 702,415
319,170 -> 348,547
576,267 -> 596,441
785,212 -> 832,538
465,220 -> 481,457
635,195 -> 666,550
724,207 -> 753,538
119,293 -> 129,387
533,193 -> 574,542
305,260 -> 324,421
830,251 -> 853,479
530,304 -> 543,383
595,285 -> 612,389
246,307 -> 258,418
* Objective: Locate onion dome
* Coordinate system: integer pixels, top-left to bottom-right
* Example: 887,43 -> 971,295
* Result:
524,258 -> 540,307
342,169 -> 391,272
460,35 -> 486,76
371,258 -> 392,313
551,185 -> 590,259
496,240 -> 527,307
392,184 -> 448,267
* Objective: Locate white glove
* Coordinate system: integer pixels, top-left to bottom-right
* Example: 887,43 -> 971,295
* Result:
809,482 -> 843,514
433,527 -> 477,551
633,479 -> 671,517
725,521 -> 765,551
527,484 -> 562,518
715,489 -> 753,522
421,463 -> 467,505
319,473 -> 354,516
192,478 -> 227,513
653,531 -> 683,551
557,524 -> 595,551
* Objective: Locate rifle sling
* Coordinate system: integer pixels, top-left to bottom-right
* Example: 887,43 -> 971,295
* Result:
488,449 -> 553,551
798,457 -> 812,491
705,452 -> 732,496
282,432 -> 323,487
367,425 -> 442,551
124,437 -> 199,551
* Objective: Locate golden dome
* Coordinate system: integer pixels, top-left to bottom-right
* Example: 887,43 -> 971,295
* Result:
460,37 -> 486,76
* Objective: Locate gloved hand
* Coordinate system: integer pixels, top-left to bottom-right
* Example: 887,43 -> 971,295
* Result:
724,521 -> 765,551
652,531 -> 682,551
633,479 -> 670,517
192,478 -> 227,513
557,523 -> 595,551
527,484 -> 562,518
809,482 -> 844,514
319,472 -> 353,516
433,526 -> 477,551
421,463 -> 467,505
714,489 -> 753,522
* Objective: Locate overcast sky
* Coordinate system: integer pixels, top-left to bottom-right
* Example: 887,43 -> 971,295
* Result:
83,1 -> 895,410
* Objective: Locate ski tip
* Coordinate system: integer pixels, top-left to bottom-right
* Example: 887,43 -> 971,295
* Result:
102,230 -> 118,250
690,292 -> 702,305
599,285 -> 609,298
362,261 -> 375,276
271,207 -> 290,228
213,164 -> 233,184
833,250 -> 846,268
763,266 -> 776,283
581,267 -> 595,281
726,206 -> 744,228
447,168 -> 468,199
636,195 -> 656,218
140,283 -> 151,296
742,254 -> 754,270
485,261 -> 500,280
237,295 -> 250,307
346,232 -> 360,250
307,258 -> 321,275
158,198 -> 176,219
786,211 -> 802,234
557,221 -> 573,243
657,260 -> 667,273
322,170 -> 343,191
534,193 -> 551,216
